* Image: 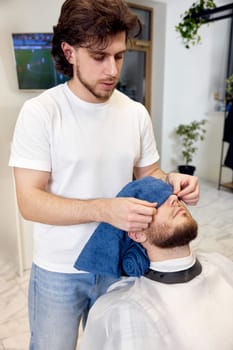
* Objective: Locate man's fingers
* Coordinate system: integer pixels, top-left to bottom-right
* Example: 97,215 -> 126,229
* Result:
125,201 -> 158,231
127,220 -> 151,232
107,197 -> 157,232
167,173 -> 200,205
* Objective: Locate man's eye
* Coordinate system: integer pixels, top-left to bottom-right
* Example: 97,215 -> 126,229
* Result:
92,55 -> 105,61
115,54 -> 124,60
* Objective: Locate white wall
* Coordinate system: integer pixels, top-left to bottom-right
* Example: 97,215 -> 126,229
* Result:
0,0 -> 232,271
0,0 -> 64,268
131,0 -> 232,182
156,0 -> 232,179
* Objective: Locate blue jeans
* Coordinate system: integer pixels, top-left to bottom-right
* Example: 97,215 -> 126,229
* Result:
28,263 -> 118,350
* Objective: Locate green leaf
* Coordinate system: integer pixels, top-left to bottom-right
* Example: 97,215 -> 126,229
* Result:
175,0 -> 216,48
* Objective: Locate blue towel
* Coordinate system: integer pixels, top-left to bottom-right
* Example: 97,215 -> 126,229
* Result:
74,177 -> 173,277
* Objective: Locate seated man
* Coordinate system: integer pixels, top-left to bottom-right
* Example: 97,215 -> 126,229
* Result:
80,179 -> 233,350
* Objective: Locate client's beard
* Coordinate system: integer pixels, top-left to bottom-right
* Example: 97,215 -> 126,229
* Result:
147,216 -> 198,249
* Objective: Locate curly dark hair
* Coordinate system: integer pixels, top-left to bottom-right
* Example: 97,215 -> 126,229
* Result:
51,0 -> 141,77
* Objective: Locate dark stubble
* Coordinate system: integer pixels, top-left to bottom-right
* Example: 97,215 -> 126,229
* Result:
147,215 -> 198,249
76,67 -> 117,102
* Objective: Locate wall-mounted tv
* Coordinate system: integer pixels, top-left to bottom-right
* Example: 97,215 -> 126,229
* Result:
12,33 -> 69,90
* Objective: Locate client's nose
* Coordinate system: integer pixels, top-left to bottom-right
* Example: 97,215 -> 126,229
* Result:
168,194 -> 179,206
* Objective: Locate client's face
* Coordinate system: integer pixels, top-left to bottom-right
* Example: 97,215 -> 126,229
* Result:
145,195 -> 198,248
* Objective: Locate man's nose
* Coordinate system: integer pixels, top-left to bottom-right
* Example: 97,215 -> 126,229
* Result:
106,57 -> 118,76
168,194 -> 179,206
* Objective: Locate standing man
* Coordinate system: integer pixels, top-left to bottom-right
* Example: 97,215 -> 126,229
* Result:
9,1 -> 199,349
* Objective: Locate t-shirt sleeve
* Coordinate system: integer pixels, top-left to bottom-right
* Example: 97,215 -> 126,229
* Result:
9,99 -> 52,171
135,106 -> 160,168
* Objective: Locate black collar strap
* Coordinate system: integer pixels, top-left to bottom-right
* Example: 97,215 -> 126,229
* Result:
143,259 -> 202,284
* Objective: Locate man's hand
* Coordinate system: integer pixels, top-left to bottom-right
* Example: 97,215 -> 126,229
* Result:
102,197 -> 157,232
166,172 -> 199,205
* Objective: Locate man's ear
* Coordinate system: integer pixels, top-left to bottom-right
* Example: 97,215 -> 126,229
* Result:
61,42 -> 75,64
128,231 -> 147,243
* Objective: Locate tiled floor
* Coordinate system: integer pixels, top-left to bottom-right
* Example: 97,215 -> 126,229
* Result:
0,178 -> 232,350
189,179 -> 233,260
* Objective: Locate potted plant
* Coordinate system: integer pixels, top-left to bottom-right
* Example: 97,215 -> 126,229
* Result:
175,119 -> 207,175
175,0 -> 216,49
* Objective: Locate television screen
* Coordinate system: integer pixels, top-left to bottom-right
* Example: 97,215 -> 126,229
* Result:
12,33 -> 69,90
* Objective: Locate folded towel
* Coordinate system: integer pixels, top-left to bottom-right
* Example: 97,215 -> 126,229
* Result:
74,177 -> 173,277
121,240 -> 150,277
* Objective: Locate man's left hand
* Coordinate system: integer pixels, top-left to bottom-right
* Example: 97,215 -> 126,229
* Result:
166,172 -> 199,205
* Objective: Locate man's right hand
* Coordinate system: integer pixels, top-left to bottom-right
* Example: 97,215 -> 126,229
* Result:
99,197 -> 157,232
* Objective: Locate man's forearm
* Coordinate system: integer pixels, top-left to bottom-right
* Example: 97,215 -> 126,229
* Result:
13,167 -> 109,226
17,187 -> 107,225
16,187 -> 157,232
134,162 -> 167,182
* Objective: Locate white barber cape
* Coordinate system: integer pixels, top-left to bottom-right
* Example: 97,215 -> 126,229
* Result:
80,253 -> 233,350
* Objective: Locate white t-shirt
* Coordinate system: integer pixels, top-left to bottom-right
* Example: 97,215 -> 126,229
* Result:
80,252 -> 233,350
9,83 -> 159,273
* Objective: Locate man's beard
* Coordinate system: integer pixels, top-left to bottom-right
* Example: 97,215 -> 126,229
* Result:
147,215 -> 198,249
76,67 -> 117,101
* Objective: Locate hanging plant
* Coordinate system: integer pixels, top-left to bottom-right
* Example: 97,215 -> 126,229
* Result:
175,0 -> 216,49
